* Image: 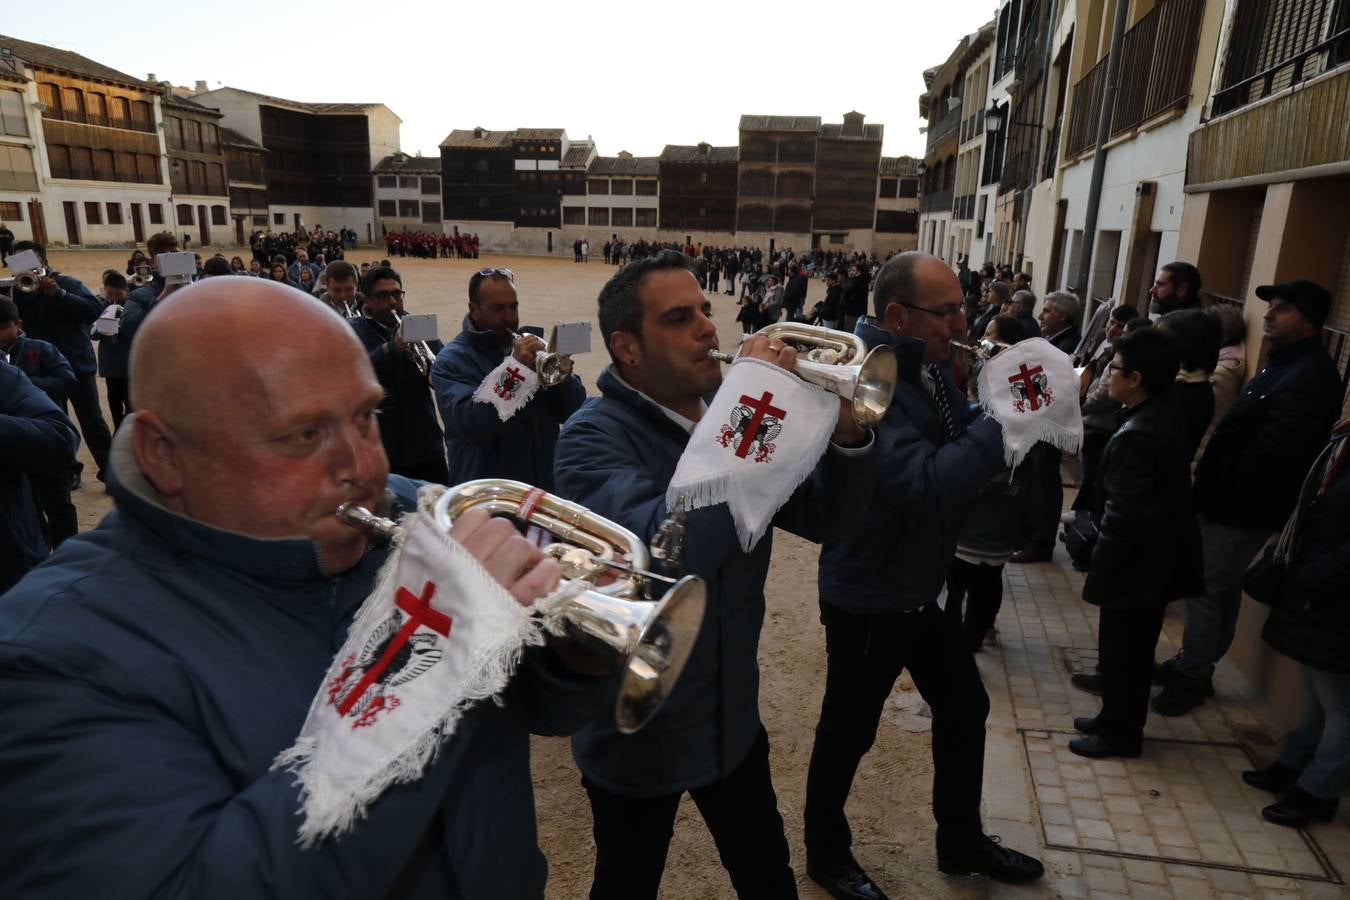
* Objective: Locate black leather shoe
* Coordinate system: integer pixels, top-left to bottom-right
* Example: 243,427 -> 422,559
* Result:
1010,550 -> 1052,564
1069,734 -> 1141,759
1262,786 -> 1338,828
1070,672 -> 1102,695
938,834 -> 1044,884
1242,762 -> 1301,794
806,854 -> 890,900
1151,676 -> 1211,716
1073,715 -> 1101,734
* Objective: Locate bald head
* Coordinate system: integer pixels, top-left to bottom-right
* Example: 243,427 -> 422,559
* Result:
131,277 -> 369,436
872,252 -> 958,318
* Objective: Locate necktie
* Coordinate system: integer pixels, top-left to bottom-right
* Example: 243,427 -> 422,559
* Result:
928,364 -> 958,441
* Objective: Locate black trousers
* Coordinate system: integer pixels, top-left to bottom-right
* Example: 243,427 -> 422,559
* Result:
64,373 -> 112,478
1095,603 -> 1167,749
104,377 -> 131,431
1026,446 -> 1063,556
391,456 -> 449,486
947,558 -> 1006,652
584,727 -> 797,900
29,470 -> 77,549
805,602 -> 989,861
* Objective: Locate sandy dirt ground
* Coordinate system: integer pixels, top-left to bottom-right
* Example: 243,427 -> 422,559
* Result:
53,249 -> 987,899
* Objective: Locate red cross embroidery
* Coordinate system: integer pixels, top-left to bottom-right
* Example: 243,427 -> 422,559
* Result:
335,581 -> 452,716
504,365 -> 523,384
734,391 -> 787,459
1007,363 -> 1046,411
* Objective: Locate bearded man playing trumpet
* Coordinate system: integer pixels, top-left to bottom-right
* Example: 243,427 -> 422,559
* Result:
0,278 -> 614,899
432,267 -> 586,492
553,251 -> 879,899
350,265 -> 448,484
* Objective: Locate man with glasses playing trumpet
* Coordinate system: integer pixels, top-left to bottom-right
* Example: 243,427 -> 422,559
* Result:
553,251 -> 880,899
432,267 -> 586,492
350,264 -> 449,484
0,278 -> 614,899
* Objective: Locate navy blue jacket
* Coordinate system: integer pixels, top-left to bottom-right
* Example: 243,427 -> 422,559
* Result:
5,333 -> 76,402
349,315 -> 446,470
1194,336 -> 1343,530
0,433 -> 611,899
13,272 -> 101,377
554,367 -> 879,795
0,362 -> 80,593
433,317 -> 586,491
819,321 -> 1006,614
113,278 -> 164,380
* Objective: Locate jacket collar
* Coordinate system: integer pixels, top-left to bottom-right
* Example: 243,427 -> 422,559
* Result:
457,314 -> 509,355
854,318 -> 927,385
1268,335 -> 1327,364
596,366 -> 699,442
106,415 -> 385,585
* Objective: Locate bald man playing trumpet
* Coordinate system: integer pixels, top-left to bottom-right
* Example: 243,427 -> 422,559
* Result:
0,277 -> 609,899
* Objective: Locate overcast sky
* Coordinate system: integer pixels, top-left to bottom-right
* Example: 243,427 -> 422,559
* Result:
5,0 -> 997,159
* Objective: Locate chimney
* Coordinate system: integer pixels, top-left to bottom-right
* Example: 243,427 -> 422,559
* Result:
842,111 -> 864,137
473,126 -> 484,139
194,80 -> 208,93
146,72 -> 156,83
697,141 -> 711,155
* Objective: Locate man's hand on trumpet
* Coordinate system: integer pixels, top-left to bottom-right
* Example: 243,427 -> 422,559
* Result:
737,333 -> 869,447
511,332 -> 547,369
449,506 -> 561,607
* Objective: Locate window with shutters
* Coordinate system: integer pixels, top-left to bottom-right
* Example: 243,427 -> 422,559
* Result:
399,176 -> 418,189
177,204 -> 195,225
37,83 -> 59,116
378,200 -> 397,216
131,100 -> 152,132
635,179 -> 658,196
165,116 -> 184,150
398,200 -> 419,218
0,201 -> 22,220
378,175 -> 397,188
87,92 -> 108,127
211,205 -> 227,226
879,178 -> 898,198
202,123 -> 220,154
110,96 -> 131,129
421,176 -> 440,194
611,179 -> 633,195
0,144 -> 38,191
588,207 -> 609,226
562,206 -> 585,225
84,201 -> 102,224
0,90 -> 27,137
635,208 -> 657,228
148,203 -> 164,225
106,203 -> 123,225
207,163 -> 226,195
611,208 -> 633,227
588,179 -> 608,195
422,202 -> 441,223
93,149 -> 115,181
137,154 -> 159,183
70,147 -> 94,180
61,88 -> 85,124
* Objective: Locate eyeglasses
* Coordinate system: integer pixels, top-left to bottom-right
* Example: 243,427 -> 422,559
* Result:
477,267 -> 514,281
1108,363 -> 1132,374
898,301 -> 963,321
370,289 -> 405,301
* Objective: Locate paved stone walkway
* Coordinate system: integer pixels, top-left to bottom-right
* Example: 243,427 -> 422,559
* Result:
968,554 -> 1350,899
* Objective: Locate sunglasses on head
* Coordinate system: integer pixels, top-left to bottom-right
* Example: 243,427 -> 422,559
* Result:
477,267 -> 514,281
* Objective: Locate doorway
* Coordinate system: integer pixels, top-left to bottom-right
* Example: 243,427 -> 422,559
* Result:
234,216 -> 245,246
27,200 -> 47,245
198,205 -> 209,246
62,201 -> 80,246
131,204 -> 145,243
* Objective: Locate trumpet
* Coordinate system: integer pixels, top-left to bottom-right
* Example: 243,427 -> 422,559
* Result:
336,478 -> 706,734
708,322 -> 897,428
130,270 -> 153,288
950,338 -> 1012,360
394,310 -> 437,380
14,265 -> 48,293
513,328 -> 575,387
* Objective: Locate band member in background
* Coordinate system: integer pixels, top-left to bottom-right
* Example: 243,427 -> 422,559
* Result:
0,296 -> 78,549
349,266 -> 448,484
0,279 -> 609,899
432,268 -> 585,491
553,252 -> 878,899
93,272 -> 132,429
805,252 -> 1044,899
10,240 -> 111,490
317,260 -> 362,318
120,232 -> 185,403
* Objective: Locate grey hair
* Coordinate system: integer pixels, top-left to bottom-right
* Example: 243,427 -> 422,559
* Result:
1010,289 -> 1037,312
1043,290 -> 1082,322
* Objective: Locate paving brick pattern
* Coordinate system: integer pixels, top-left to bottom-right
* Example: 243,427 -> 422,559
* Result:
981,560 -> 1350,899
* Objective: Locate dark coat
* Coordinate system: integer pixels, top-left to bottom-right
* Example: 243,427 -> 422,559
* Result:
13,272 -> 101,377
1016,310 -> 1042,339
0,449 -> 610,899
844,274 -> 870,317
1261,427 -> 1350,672
783,274 -> 808,316
349,316 -> 446,470
820,284 -> 843,321
1083,393 -> 1204,610
553,368 -> 879,795
1047,326 -> 1081,355
1172,377 -> 1216,464
819,321 -> 1007,614
5,334 -> 76,402
0,362 -> 80,593
1194,337 -> 1343,530
432,317 -> 585,491
113,279 -> 165,380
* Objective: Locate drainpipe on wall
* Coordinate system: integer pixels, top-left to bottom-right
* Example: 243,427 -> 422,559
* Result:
1072,0 -> 1130,304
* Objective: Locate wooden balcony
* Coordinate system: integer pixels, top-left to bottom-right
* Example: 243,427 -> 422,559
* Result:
1064,0 -> 1205,158
1187,67 -> 1350,188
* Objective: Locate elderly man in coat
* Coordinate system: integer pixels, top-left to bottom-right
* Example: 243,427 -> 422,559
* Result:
433,267 -> 586,491
0,278 -> 610,900
553,252 -> 879,899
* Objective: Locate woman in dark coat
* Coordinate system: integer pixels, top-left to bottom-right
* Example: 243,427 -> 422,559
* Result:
1071,328 -> 1204,759
1156,308 -> 1221,463
1242,417 -> 1350,827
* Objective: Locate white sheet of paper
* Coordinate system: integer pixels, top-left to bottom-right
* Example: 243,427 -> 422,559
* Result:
399,314 -> 439,342
6,250 -> 41,273
551,321 -> 592,356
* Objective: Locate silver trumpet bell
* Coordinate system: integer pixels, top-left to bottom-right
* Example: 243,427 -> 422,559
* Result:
516,327 -> 575,387
14,266 -> 48,293
709,322 -> 897,428
338,479 -> 706,734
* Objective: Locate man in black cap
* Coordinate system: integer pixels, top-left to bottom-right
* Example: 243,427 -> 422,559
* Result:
1152,280 -> 1343,715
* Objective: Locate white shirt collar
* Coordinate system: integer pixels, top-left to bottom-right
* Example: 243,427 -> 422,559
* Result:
611,369 -> 706,434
